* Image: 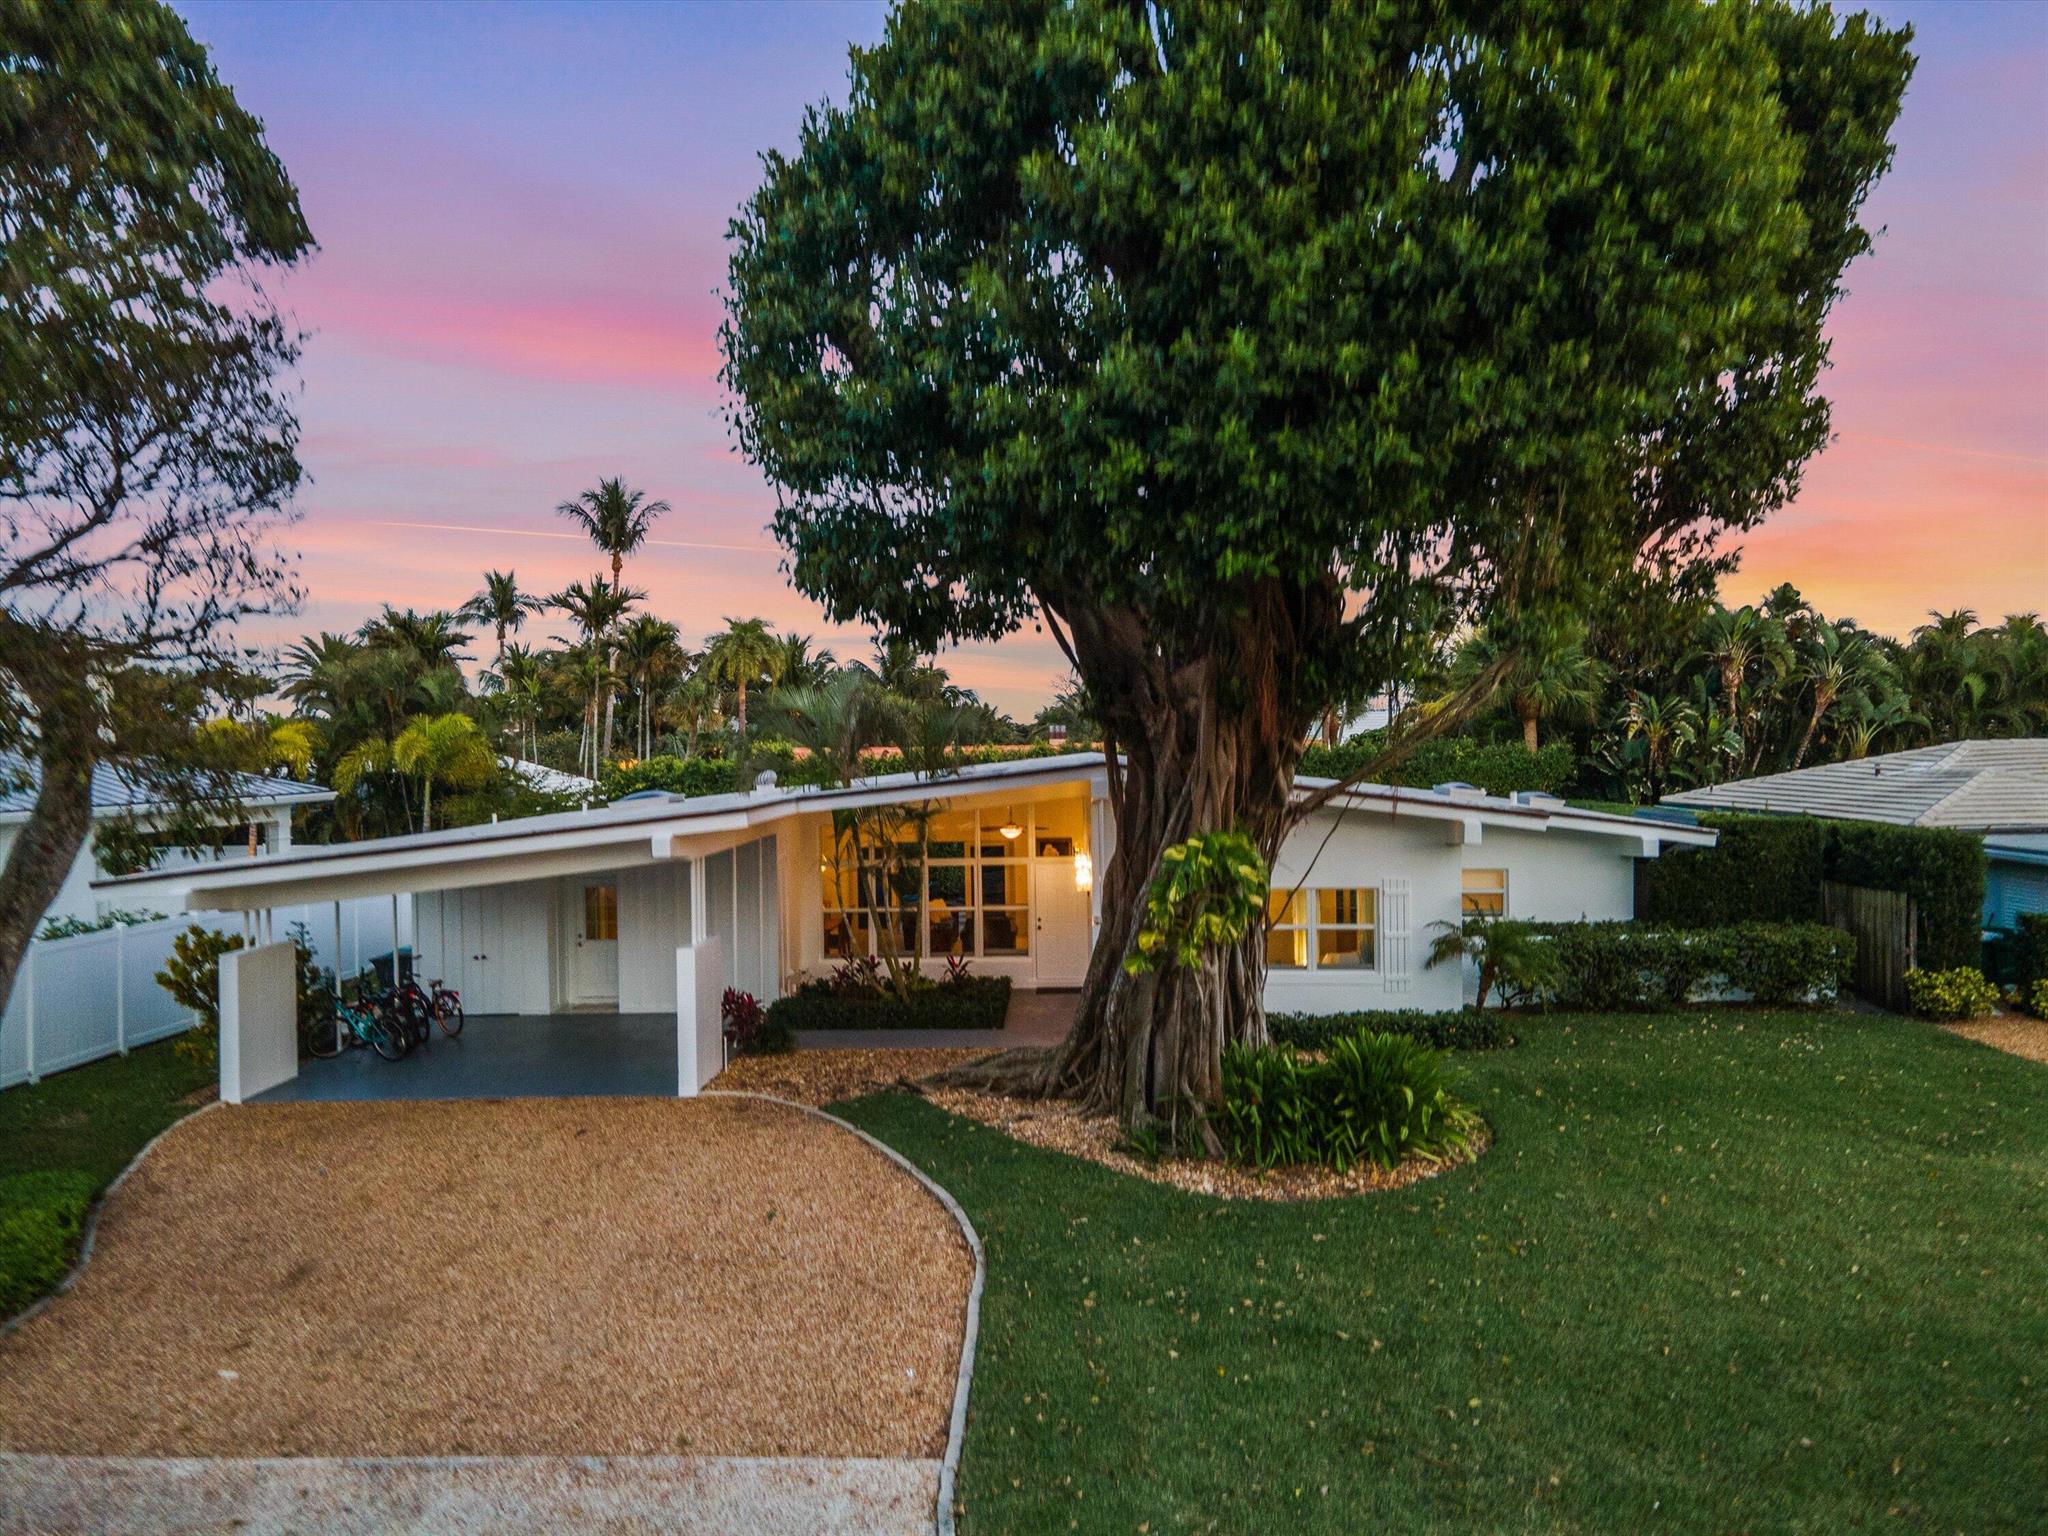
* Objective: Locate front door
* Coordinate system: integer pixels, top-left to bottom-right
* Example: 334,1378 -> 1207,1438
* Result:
1032,862 -> 1092,987
564,878 -> 620,1007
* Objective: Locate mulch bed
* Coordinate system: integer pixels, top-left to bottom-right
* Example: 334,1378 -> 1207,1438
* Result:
1940,1013 -> 2048,1064
711,1048 -> 998,1107
0,1097 -> 971,1460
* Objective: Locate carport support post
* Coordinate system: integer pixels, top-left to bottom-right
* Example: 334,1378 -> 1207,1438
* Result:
219,942 -> 299,1104
675,940 -> 724,1098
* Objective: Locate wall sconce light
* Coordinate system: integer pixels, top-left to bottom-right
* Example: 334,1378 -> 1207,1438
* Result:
1073,851 -> 1093,892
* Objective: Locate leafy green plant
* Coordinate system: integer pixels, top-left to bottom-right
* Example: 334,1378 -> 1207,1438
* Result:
1127,830 -> 1268,976
1423,918 -> 1563,1009
1903,967 -> 2000,1022
767,974 -> 1011,1032
2027,978 -> 2048,1021
35,909 -> 164,942
1267,1009 -> 1513,1053
1217,1030 -> 1478,1173
155,926 -> 246,1069
1538,922 -> 1851,1011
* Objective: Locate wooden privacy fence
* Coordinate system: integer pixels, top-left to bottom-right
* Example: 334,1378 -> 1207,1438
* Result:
1822,880 -> 1916,1011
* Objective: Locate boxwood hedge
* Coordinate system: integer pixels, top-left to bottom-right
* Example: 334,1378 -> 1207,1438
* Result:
766,973 -> 1012,1031
1534,921 -> 1853,1011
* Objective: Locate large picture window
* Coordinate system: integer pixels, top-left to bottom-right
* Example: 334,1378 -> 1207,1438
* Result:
821,803 -> 1078,961
1265,886 -> 1377,971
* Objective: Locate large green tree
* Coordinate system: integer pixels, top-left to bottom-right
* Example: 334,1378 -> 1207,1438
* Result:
721,0 -> 1910,1129
0,0 -> 313,1016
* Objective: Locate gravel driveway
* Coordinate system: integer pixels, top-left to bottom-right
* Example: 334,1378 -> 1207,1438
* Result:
0,1097 -> 972,1462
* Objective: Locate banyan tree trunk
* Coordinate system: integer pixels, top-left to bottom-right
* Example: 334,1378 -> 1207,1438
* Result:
1013,580 -> 1340,1142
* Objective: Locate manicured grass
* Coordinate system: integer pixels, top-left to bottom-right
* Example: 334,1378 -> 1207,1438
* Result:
0,1040 -> 213,1318
838,1012 -> 2047,1534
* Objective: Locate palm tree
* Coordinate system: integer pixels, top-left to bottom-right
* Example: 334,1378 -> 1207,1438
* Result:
1696,605 -> 1790,744
615,615 -> 684,760
1424,918 -> 1562,1010
1789,623 -> 1883,769
463,570 -> 547,670
498,643 -> 547,760
1622,692 -> 1698,802
555,477 -> 671,585
548,577 -> 644,775
701,617 -> 785,744
773,632 -> 839,691
1841,691 -> 1925,759
862,637 -> 949,707
359,607 -> 474,676
666,667 -> 722,757
392,713 -> 496,831
280,632 -> 363,724
1450,622 -> 1607,752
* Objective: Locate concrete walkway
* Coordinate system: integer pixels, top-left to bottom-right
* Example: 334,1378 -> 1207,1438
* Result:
795,988 -> 1077,1052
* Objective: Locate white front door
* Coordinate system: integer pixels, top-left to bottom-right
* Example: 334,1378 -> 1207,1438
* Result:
564,878 -> 620,1007
1032,862 -> 1093,987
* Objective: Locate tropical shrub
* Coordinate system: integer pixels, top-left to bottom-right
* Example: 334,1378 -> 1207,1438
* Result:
1423,918 -> 1563,1009
767,973 -> 1011,1032
2012,913 -> 2048,1015
155,926 -> 246,1068
2028,978 -> 2048,1021
1266,1008 -> 1513,1053
722,987 -> 791,1056
1903,967 -> 2000,1021
1537,921 -> 1852,1011
1217,1029 -> 1478,1173
35,908 -> 165,942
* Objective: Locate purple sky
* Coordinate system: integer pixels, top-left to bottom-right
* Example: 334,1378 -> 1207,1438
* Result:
182,0 -> 2047,716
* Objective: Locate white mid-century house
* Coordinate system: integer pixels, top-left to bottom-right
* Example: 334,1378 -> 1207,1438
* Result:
0,759 -> 336,926
100,753 -> 1714,1103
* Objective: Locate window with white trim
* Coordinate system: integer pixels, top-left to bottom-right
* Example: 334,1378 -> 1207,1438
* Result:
1264,886 -> 1377,971
1461,868 -> 1507,917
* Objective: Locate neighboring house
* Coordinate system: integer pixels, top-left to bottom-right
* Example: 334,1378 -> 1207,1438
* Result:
500,756 -> 598,799
102,753 -> 1711,1019
0,759 -> 335,926
1663,739 -> 2048,930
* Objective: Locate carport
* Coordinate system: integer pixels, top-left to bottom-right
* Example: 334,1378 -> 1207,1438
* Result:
252,1012 -> 680,1101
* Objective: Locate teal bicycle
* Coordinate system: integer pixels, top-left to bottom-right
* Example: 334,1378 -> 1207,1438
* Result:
306,984 -> 412,1062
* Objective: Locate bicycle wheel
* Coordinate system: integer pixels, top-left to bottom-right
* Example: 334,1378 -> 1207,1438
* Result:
306,1016 -> 342,1059
366,1007 -> 411,1062
435,993 -> 465,1038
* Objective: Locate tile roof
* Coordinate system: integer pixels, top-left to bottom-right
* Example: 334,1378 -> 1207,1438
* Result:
1664,739 -> 2048,832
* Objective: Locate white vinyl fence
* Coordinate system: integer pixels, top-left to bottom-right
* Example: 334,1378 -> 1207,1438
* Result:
1,896 -> 411,1090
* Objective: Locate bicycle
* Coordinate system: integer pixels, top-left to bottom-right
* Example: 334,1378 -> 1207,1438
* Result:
421,976 -> 465,1038
307,986 -> 412,1062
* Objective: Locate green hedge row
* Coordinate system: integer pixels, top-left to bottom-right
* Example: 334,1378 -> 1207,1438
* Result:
1638,814 -> 1984,970
1534,921 -> 1853,1011
1297,735 -> 1572,797
1266,1009 -> 1513,1053
602,743 -> 1100,802
766,974 -> 1012,1032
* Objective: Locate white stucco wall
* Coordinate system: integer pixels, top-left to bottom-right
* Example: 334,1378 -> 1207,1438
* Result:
1459,824 -> 1639,923
413,879 -> 553,1014
618,862 -> 693,1013
218,940 -> 298,1104
6,806 -> 297,926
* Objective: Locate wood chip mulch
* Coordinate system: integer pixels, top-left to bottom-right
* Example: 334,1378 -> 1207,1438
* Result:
0,1097 -> 971,1460
1940,1014 -> 2048,1065
924,1085 -> 1488,1203
710,1048 -> 997,1107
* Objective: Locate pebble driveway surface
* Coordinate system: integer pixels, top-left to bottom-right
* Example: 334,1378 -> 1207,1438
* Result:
0,1096 -> 973,1534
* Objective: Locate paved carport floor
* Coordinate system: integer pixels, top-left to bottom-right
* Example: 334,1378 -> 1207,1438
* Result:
0,1097 -> 972,1533
255,1012 -> 676,1101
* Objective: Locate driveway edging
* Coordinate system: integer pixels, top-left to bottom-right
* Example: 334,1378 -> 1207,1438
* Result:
0,1097 -> 222,1342
705,1091 -> 984,1536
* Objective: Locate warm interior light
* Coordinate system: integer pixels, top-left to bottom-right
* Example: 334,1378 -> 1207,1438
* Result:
1073,851 -> 1093,891
997,806 -> 1023,841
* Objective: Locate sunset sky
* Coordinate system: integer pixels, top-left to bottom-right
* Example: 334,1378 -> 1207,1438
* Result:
183,0 -> 2047,718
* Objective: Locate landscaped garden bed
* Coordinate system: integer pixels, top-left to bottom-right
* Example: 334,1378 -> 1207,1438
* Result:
767,969 -> 1011,1032
839,1008 -> 2048,1533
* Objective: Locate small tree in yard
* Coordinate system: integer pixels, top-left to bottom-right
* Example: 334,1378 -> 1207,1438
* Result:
0,0 -> 315,1021
1425,920 -> 1562,1013
720,0 -> 1911,1130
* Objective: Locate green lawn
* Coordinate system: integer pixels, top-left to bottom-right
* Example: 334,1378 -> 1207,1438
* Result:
0,1040 -> 213,1318
838,1012 -> 2048,1534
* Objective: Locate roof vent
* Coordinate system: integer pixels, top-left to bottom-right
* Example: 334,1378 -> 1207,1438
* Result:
614,789 -> 672,804
1513,790 -> 1567,810
752,769 -> 780,794
1433,781 -> 1486,803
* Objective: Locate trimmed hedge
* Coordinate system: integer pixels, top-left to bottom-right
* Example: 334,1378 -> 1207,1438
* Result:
2016,914 -> 2048,1018
1902,967 -> 2000,1021
1297,735 -> 1572,797
602,743 -> 1105,802
1267,1008 -> 1513,1053
1536,921 -> 1853,1011
1638,814 -> 1985,971
767,973 -> 1012,1032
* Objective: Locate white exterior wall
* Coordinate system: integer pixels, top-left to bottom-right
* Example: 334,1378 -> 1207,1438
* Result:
1459,824 -> 1638,923
618,863 -> 693,1013
1263,808 -> 1463,1013
218,940 -> 298,1104
3,806 -> 298,926
413,880 -> 552,1014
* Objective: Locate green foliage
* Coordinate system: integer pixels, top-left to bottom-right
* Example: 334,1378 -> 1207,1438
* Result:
155,925 -> 245,1069
1127,831 -> 1269,976
1828,822 -> 1986,972
2027,978 -> 2048,1022
1640,814 -> 1984,971
1217,1030 -> 1477,1173
1637,814 -> 1828,927
1297,736 -> 1573,798
2016,915 -> 2048,1017
1902,967 -> 2000,1022
0,1169 -> 99,1319
1423,919 -> 1563,1011
1538,922 -> 1852,1011
35,909 -> 164,942
766,974 -> 1011,1033
1266,1009 -> 1514,1054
